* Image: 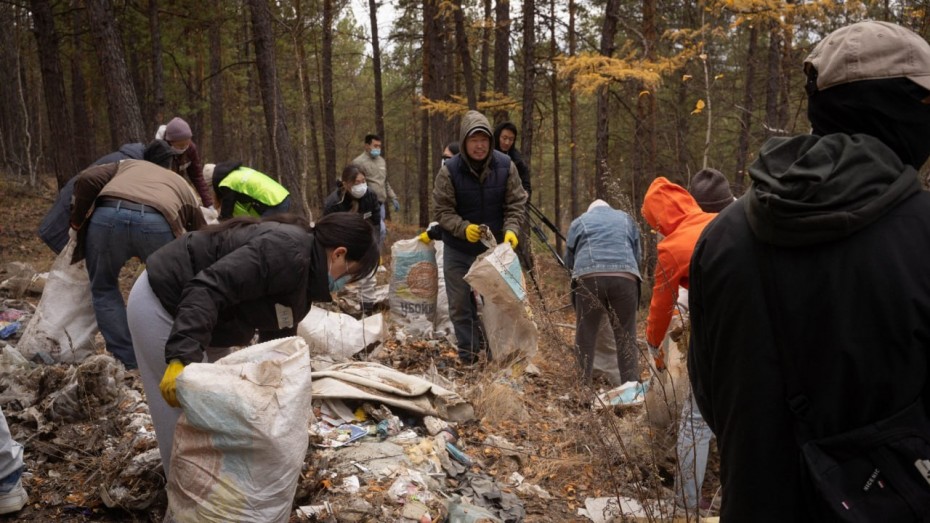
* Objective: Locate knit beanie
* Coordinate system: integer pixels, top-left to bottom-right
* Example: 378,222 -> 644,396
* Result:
143,139 -> 176,169
165,117 -> 192,141
689,168 -> 734,213
587,199 -> 610,212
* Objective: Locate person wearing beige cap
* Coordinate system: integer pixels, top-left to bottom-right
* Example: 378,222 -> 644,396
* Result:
689,21 -> 930,520
155,117 -> 214,207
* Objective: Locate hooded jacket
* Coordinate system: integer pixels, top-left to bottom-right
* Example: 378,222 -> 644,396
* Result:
68,160 -> 207,264
641,177 -> 716,347
38,143 -> 147,254
492,121 -> 532,197
432,111 -> 527,256
688,133 -> 928,521
145,221 -> 332,365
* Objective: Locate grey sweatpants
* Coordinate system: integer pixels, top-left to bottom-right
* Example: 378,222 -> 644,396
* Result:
126,271 -> 229,477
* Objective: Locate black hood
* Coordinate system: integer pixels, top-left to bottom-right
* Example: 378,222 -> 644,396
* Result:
746,133 -> 920,247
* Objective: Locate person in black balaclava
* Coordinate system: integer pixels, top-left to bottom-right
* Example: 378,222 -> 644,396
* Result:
688,21 -> 930,521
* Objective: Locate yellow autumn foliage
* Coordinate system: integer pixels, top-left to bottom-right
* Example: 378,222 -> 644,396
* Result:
419,91 -> 518,117
558,47 -> 697,94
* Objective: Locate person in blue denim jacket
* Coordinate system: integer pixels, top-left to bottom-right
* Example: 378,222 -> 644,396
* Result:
565,199 -> 642,384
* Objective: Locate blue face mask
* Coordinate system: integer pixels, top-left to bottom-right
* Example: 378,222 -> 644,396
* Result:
328,274 -> 349,293
369,148 -> 381,158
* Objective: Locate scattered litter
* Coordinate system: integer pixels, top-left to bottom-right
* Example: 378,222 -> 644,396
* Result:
445,497 -> 504,523
311,361 -> 475,422
594,380 -> 651,409
340,474 -> 360,494
0,321 -> 20,339
387,470 -> 433,504
312,423 -> 369,448
445,442 -> 474,467
578,495 -> 660,522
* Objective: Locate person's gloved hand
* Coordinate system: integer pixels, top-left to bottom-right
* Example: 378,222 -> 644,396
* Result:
504,230 -> 518,249
392,199 -> 400,212
418,231 -> 431,244
648,344 -> 666,372
160,360 -> 185,408
465,224 -> 482,243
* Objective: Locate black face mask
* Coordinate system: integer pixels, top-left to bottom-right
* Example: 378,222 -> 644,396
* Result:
807,77 -> 930,169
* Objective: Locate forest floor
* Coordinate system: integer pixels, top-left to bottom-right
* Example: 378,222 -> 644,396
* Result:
0,175 -> 720,522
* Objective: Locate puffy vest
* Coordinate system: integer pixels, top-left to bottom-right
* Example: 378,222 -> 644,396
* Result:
219,167 -> 290,217
441,150 -> 512,256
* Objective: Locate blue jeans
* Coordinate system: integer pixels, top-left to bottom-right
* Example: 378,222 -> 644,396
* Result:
675,389 -> 714,510
443,244 -> 485,362
85,204 -> 175,368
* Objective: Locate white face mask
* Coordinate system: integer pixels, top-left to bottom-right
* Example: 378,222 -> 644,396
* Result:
350,183 -> 368,199
172,145 -> 189,155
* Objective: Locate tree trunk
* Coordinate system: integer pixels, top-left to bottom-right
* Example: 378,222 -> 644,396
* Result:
734,23 -> 758,195
568,0 -> 579,218
520,0 -> 535,169
300,38 -> 325,207
70,0 -> 94,169
764,19 -> 781,138
419,0 -> 437,228
549,0 -> 561,252
246,0 -> 306,218
29,0 -> 79,188
321,0 -> 337,185
453,0 -> 477,109
594,0 -> 620,200
85,0 -> 147,147
208,0 -> 227,160
369,0 -> 386,148
493,0 -> 510,122
634,0 -> 657,203
479,0 -> 491,100
149,0 -> 165,129
428,1 -> 448,176
0,3 -> 28,177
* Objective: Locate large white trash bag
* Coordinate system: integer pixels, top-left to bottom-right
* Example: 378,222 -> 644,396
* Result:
464,243 -> 537,361
432,240 -> 455,341
389,238 -> 439,337
298,308 -> 384,364
166,337 -> 313,523
17,239 -> 97,363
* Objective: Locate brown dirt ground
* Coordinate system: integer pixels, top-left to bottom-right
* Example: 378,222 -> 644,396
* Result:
0,174 -> 720,522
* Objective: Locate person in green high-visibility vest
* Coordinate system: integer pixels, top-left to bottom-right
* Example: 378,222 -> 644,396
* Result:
204,162 -> 292,220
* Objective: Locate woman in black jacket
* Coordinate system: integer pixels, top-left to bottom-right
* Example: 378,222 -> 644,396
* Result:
323,164 -> 383,315
126,211 -> 378,474
323,164 -> 382,239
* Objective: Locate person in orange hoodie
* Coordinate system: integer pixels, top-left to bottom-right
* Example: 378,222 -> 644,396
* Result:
641,177 -> 716,363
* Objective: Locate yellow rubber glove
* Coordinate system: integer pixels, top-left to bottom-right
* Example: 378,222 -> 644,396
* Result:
465,224 -> 482,243
504,230 -> 519,249
418,231 -> 431,244
160,359 -> 185,408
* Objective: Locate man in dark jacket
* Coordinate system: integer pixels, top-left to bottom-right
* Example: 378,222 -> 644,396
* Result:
689,21 -> 930,521
37,141 -> 162,254
433,110 -> 527,364
69,141 -> 207,368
